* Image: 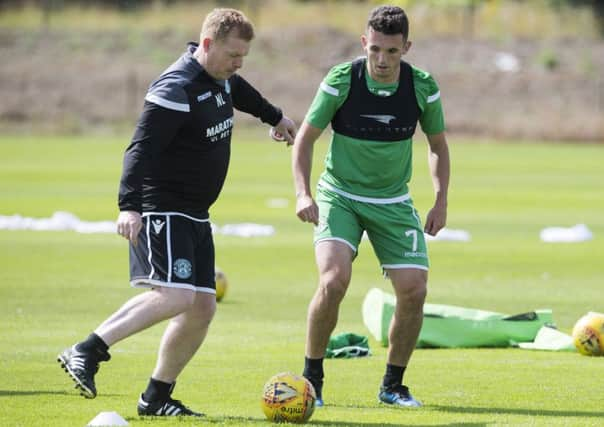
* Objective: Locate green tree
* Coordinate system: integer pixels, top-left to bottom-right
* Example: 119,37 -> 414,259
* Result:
549,0 -> 604,35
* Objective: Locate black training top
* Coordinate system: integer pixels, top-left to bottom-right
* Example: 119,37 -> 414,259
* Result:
118,43 -> 283,218
331,57 -> 421,142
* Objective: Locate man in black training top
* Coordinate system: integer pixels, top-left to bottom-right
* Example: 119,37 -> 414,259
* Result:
58,8 -> 297,417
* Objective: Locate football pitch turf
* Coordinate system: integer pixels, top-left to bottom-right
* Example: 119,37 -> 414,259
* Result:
1,133 -> 603,426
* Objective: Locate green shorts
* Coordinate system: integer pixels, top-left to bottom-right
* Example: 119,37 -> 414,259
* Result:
314,185 -> 429,270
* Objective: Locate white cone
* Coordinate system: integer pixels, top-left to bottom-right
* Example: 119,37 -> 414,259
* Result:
87,411 -> 129,426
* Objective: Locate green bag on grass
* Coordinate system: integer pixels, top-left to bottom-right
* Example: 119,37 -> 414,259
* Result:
362,288 -> 554,348
325,332 -> 370,358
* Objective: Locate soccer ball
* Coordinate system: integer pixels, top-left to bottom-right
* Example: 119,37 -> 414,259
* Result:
215,267 -> 228,302
572,312 -> 604,356
261,372 -> 316,424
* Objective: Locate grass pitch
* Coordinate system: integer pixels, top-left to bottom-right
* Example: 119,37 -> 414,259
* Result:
0,132 -> 603,426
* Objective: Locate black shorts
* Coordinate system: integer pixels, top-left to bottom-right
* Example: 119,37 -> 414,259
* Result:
129,212 -> 215,294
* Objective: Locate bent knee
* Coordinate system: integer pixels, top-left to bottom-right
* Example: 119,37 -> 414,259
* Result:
407,283 -> 427,304
318,274 -> 349,303
391,273 -> 427,305
190,293 -> 217,323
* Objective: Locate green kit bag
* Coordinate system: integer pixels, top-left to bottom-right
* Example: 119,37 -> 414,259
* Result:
325,332 -> 371,358
362,288 -> 554,348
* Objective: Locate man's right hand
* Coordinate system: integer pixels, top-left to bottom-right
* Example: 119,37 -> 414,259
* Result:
272,115 -> 298,146
295,194 -> 319,225
117,211 -> 142,245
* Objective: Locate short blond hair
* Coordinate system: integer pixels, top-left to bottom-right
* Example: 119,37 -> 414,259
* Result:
200,8 -> 254,42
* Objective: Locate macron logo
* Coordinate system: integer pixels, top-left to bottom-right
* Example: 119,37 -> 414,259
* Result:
151,219 -> 165,234
360,114 -> 397,125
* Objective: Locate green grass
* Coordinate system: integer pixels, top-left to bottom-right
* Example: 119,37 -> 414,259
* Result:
0,132 -> 603,426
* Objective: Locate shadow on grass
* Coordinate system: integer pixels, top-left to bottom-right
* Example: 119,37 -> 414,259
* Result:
171,415 -> 487,427
0,390 -> 71,397
311,421 -> 486,427
0,389 -> 123,397
432,404 -> 604,418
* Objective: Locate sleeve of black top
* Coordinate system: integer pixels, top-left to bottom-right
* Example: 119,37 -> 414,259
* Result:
230,74 -> 283,126
118,101 -> 188,213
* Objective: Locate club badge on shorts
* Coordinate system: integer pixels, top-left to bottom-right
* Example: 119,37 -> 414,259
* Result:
173,258 -> 192,279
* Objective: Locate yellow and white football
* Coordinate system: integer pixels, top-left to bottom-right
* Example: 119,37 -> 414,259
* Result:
261,372 -> 316,424
572,312 -> 604,356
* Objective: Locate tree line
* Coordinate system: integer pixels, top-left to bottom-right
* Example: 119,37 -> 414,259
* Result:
1,0 -> 602,34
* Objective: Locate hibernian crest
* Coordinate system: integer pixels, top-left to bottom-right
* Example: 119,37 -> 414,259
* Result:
173,258 -> 192,279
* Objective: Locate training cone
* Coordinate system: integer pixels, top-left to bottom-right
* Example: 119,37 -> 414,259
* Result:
87,411 -> 129,426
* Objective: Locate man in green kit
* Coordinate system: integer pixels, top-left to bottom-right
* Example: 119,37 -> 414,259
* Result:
292,5 -> 450,407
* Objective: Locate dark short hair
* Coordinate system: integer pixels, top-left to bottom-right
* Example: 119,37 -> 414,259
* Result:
367,5 -> 409,40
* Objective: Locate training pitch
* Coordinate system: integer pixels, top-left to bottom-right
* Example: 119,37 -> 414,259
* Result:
0,132 -> 603,426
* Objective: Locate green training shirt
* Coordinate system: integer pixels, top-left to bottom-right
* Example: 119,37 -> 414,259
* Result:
306,60 -> 445,200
